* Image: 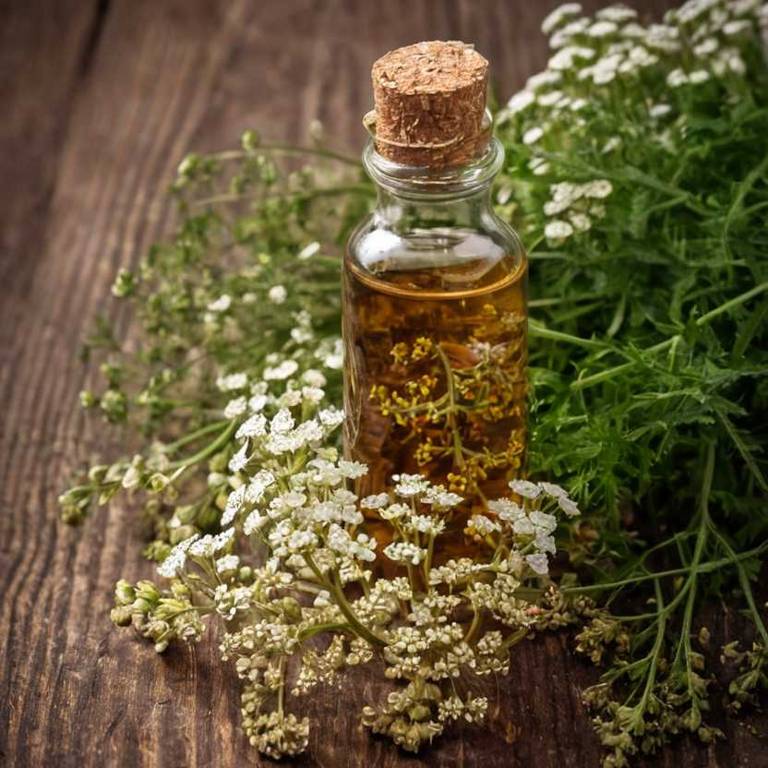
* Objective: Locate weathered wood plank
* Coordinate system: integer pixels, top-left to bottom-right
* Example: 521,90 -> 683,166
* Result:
3,1 -> 763,767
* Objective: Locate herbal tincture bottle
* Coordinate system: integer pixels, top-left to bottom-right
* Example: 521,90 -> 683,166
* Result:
343,41 -> 527,527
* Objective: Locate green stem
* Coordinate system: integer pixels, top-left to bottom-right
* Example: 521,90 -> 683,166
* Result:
215,143 -> 361,166
672,444 -> 714,680
162,420 -> 229,453
303,554 -> 385,648
631,579 -> 667,718
501,627 -> 529,650
708,524 -> 768,646
571,282 -> 768,391
563,541 -> 768,595
435,344 -> 465,469
527,319 -> 606,350
299,622 -> 355,641
192,184 -> 373,209
168,422 -> 236,469
721,153 -> 768,263
423,533 -> 436,587
464,608 -> 482,644
277,655 -> 287,714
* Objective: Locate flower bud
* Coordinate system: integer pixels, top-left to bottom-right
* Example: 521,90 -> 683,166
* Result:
281,597 -> 302,623
171,582 -> 191,599
135,580 -> 160,603
407,704 -> 431,722
238,566 -> 254,583
170,525 -> 197,544
87,464 -> 108,483
148,473 -> 170,493
79,390 -> 97,408
110,606 -> 133,626
114,579 -> 136,605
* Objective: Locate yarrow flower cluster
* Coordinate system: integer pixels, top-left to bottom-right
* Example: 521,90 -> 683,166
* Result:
542,180 -> 612,244
113,365 -> 581,758
499,0 -> 767,241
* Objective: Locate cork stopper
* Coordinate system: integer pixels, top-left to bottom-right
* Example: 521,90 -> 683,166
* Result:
368,41 -> 490,168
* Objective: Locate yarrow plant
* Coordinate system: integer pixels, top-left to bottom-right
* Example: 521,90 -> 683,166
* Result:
497,1 -> 768,765
57,118 -> 584,756
110,378 -> 583,756
60,1 -> 768,765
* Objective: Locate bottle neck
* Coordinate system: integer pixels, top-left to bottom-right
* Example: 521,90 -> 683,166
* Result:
373,186 -> 492,233
362,137 -> 505,205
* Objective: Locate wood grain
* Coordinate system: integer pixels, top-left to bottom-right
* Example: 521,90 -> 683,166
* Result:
1,1 -> 764,766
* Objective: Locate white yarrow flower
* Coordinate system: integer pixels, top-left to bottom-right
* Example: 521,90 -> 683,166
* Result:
236,413 -> 267,440
723,19 -> 752,36
243,509 -> 269,535
217,372 -> 248,392
507,90 -> 536,114
545,219 -> 575,242
157,534 -> 200,578
206,294 -> 232,313
526,71 -> 563,91
558,496 -> 581,517
263,360 -> 299,381
248,393 -> 268,413
693,37 -> 719,56
588,20 -> 618,37
361,493 -> 390,510
509,479 -> 542,499
532,161 -> 551,176
228,443 -> 250,473
384,541 -> 426,566
216,554 -> 240,573
224,396 -> 248,419
189,527 -> 235,557
596,5 -> 637,23
731,0 -> 759,15
689,69 -> 711,84
268,285 -> 287,304
526,553 -> 550,575
523,126 -> 544,145
302,369 -> 327,388
583,179 -> 613,199
548,46 -> 595,71
538,89 -> 565,106
541,3 -> 583,36
301,386 -> 325,404
675,0 -> 719,24
221,486 -> 246,526
539,481 -> 568,499
569,212 -> 592,233
649,103 -> 672,119
393,473 -> 431,497
728,55 -> 746,75
298,241 -> 320,260
667,68 -> 689,88
645,24 -> 680,53
467,514 -> 501,536
318,407 -> 344,428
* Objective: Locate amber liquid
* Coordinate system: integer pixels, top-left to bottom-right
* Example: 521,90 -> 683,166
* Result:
343,251 -> 528,556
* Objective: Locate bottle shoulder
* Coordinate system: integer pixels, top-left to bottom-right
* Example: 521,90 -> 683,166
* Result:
345,211 -> 526,295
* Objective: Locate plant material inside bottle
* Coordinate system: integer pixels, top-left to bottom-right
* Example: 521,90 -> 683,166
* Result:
343,251 -> 527,556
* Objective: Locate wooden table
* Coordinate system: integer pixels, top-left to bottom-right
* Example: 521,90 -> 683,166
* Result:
1,1 -> 763,765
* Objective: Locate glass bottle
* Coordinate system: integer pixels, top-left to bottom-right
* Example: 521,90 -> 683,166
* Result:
343,132 -> 528,530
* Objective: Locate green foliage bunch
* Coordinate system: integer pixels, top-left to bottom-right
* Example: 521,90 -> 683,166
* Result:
497,1 -> 768,763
